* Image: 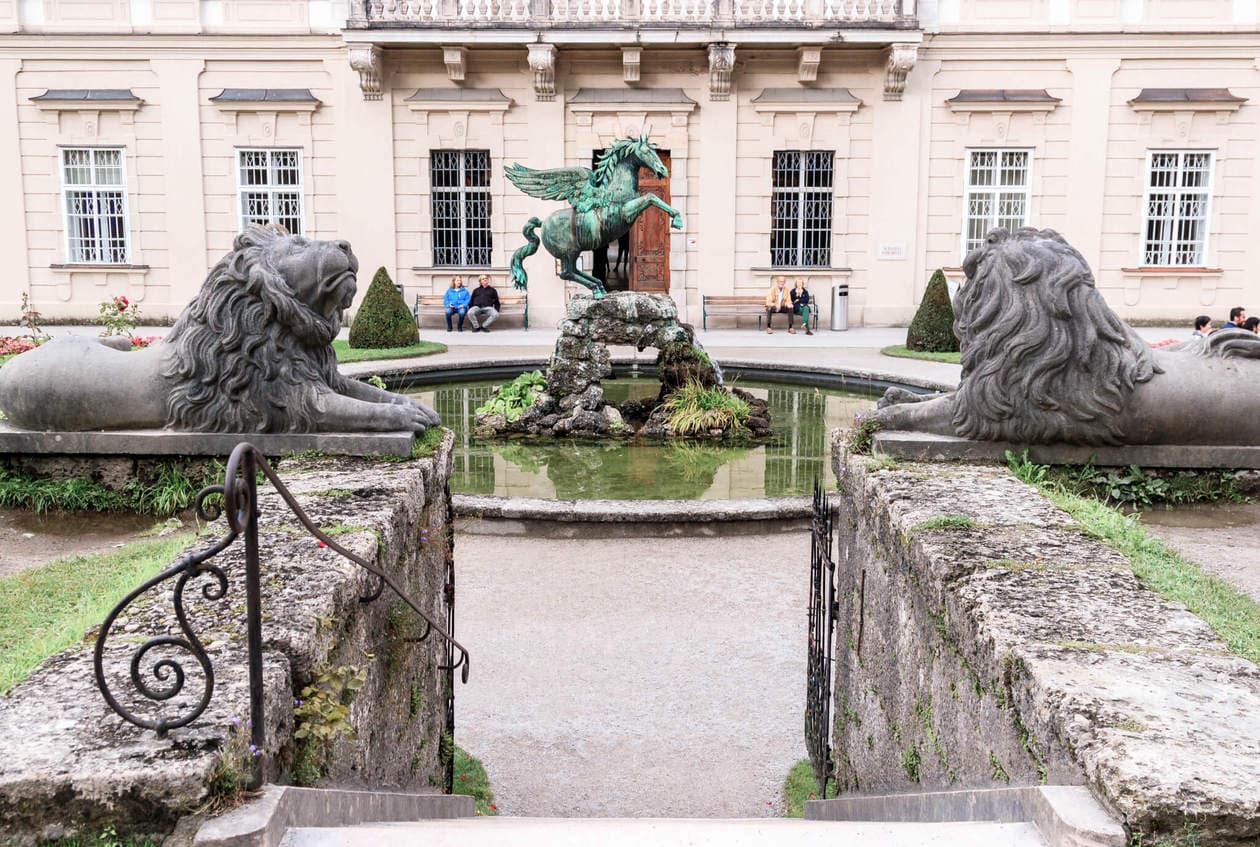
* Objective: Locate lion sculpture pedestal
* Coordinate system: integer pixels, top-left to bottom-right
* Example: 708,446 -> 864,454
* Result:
0,228 -> 438,457
868,227 -> 1260,467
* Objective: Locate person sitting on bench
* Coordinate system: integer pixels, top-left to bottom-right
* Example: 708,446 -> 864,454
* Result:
791,277 -> 814,336
764,275 -> 795,334
468,274 -> 501,333
443,275 -> 470,332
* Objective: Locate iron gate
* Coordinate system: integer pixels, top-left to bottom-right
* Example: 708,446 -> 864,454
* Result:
805,479 -> 837,800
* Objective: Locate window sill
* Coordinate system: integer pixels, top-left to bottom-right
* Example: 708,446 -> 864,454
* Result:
50,263 -> 149,273
751,267 -> 852,276
1120,267 -> 1224,276
412,266 -> 510,272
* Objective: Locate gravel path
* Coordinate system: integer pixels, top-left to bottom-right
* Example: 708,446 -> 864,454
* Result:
453,521 -> 811,818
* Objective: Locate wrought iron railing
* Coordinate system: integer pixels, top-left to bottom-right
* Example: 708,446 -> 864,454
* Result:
354,0 -> 914,25
805,479 -> 837,800
93,442 -> 470,789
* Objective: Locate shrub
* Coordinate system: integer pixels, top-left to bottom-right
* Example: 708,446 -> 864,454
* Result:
661,381 -> 750,436
476,370 -> 545,422
905,269 -> 959,353
349,267 -> 419,349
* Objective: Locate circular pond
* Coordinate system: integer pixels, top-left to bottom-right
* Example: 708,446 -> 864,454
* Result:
405,375 -> 878,500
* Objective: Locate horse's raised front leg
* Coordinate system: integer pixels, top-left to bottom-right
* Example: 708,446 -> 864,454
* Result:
647,194 -> 683,229
560,255 -> 607,300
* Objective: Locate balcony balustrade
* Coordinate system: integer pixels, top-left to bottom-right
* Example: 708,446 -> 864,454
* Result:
353,0 -> 914,26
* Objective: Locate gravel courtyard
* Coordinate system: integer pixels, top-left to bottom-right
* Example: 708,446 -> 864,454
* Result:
453,520 -> 813,818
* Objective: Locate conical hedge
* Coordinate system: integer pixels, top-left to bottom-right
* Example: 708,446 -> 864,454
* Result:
905,269 -> 959,353
349,267 -> 419,349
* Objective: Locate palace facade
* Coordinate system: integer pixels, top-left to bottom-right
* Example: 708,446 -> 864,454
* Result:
1,0 -> 1257,328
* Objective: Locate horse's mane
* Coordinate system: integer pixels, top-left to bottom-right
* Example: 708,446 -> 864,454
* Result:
951,228 -> 1160,445
161,226 -> 344,432
592,137 -> 645,186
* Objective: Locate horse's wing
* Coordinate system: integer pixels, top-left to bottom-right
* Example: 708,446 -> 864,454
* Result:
504,164 -> 593,203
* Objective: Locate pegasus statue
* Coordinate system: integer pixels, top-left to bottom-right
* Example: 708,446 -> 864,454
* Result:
505,132 -> 683,299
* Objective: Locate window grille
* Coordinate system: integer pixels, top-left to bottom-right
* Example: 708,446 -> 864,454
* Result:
1142,151 -> 1213,267
238,149 -> 304,234
963,149 -> 1031,256
771,150 -> 833,268
61,147 -> 129,264
431,150 -> 493,267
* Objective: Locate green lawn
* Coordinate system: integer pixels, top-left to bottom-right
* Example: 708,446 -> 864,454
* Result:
880,344 -> 961,365
0,534 -> 193,694
332,339 -> 447,364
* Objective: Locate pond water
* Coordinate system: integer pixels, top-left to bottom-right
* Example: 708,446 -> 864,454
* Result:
406,377 -> 877,500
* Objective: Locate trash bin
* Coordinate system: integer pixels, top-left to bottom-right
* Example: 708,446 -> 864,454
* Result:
831,284 -> 849,331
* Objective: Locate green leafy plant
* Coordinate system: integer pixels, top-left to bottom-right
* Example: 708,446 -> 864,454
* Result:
905,269 -> 959,353
349,267 -> 419,349
454,746 -> 498,815
97,294 -> 141,338
208,715 -> 262,805
19,292 -> 43,337
847,415 -> 882,455
782,758 -> 837,818
292,665 -> 368,786
1007,450 -> 1241,509
661,380 -> 750,436
0,460 -> 222,516
476,370 -> 545,422
366,374 -> 388,390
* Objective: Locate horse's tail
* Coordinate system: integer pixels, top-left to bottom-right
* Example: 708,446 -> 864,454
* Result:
510,217 -> 541,290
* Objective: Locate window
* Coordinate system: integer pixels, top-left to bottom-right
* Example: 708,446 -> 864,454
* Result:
1142,151 -> 1213,266
771,150 -> 833,267
238,149 -> 303,234
431,150 -> 492,266
61,147 -> 129,264
963,149 -> 1031,256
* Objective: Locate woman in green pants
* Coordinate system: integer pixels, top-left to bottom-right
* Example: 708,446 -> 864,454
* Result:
791,278 -> 815,336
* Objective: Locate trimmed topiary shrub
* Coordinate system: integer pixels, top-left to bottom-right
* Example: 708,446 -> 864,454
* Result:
348,267 -> 419,349
905,268 -> 959,353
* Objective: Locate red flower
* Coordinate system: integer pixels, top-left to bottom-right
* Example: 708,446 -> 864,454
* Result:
460,774 -> 466,781
490,804 -> 497,811
115,295 -> 129,310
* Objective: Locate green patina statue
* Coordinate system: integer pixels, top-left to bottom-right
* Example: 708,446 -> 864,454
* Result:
506,132 -> 683,299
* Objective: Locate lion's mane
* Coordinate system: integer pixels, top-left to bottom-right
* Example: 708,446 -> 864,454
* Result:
951,228 -> 1160,445
162,227 -> 346,432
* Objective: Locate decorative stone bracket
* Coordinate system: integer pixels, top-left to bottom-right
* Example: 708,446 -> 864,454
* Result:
883,43 -> 918,101
528,43 -> 557,102
348,44 -> 382,101
622,46 -> 641,85
797,46 -> 821,84
708,43 -> 736,102
443,46 -> 468,84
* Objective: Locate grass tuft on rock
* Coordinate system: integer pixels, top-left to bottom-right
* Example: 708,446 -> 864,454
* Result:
348,267 -> 420,349
0,534 -> 193,693
661,380 -> 750,436
0,461 -> 221,516
454,745 -> 497,815
782,759 -> 837,818
905,269 -> 959,353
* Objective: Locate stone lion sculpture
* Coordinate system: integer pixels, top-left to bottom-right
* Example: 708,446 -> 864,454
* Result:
0,227 -> 439,433
873,227 -> 1260,445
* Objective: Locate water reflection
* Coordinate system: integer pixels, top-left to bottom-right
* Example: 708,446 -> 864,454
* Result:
407,378 -> 877,500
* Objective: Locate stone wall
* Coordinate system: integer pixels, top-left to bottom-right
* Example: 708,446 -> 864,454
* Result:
829,435 -> 1260,845
0,434 -> 458,844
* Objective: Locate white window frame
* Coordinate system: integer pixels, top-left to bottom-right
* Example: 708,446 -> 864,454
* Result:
1140,149 -> 1215,268
59,146 -> 131,265
430,149 -> 494,268
961,148 -> 1034,260
236,148 -> 305,235
770,149 -> 836,269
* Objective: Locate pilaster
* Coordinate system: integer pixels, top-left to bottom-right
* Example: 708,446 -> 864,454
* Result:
0,58 -> 29,313
152,59 -> 207,306
1063,58 -> 1119,274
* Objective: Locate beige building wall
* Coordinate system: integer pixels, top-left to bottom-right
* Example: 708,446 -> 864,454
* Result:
0,0 -> 1257,329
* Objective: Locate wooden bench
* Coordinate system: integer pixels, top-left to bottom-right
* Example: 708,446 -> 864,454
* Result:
701,295 -> 819,331
414,289 -> 529,330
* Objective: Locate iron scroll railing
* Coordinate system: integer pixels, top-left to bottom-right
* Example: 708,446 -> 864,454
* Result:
805,479 -> 837,800
93,441 -> 470,789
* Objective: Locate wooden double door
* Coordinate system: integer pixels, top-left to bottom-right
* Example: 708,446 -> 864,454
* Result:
592,149 -> 671,293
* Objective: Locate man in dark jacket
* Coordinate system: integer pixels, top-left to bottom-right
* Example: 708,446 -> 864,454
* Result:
468,274 -> 501,333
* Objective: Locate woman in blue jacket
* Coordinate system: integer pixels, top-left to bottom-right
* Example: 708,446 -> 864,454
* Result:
443,275 -> 471,332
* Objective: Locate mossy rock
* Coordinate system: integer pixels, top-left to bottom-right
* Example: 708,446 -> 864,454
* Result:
656,342 -> 718,392
349,267 -> 420,349
906,269 -> 959,353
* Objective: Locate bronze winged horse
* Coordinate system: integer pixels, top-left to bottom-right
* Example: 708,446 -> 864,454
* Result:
505,132 -> 683,299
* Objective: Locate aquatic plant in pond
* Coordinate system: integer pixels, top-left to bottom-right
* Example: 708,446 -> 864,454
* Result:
475,371 -> 545,423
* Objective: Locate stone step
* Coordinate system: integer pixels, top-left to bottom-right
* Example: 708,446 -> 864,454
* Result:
282,817 -> 1049,847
